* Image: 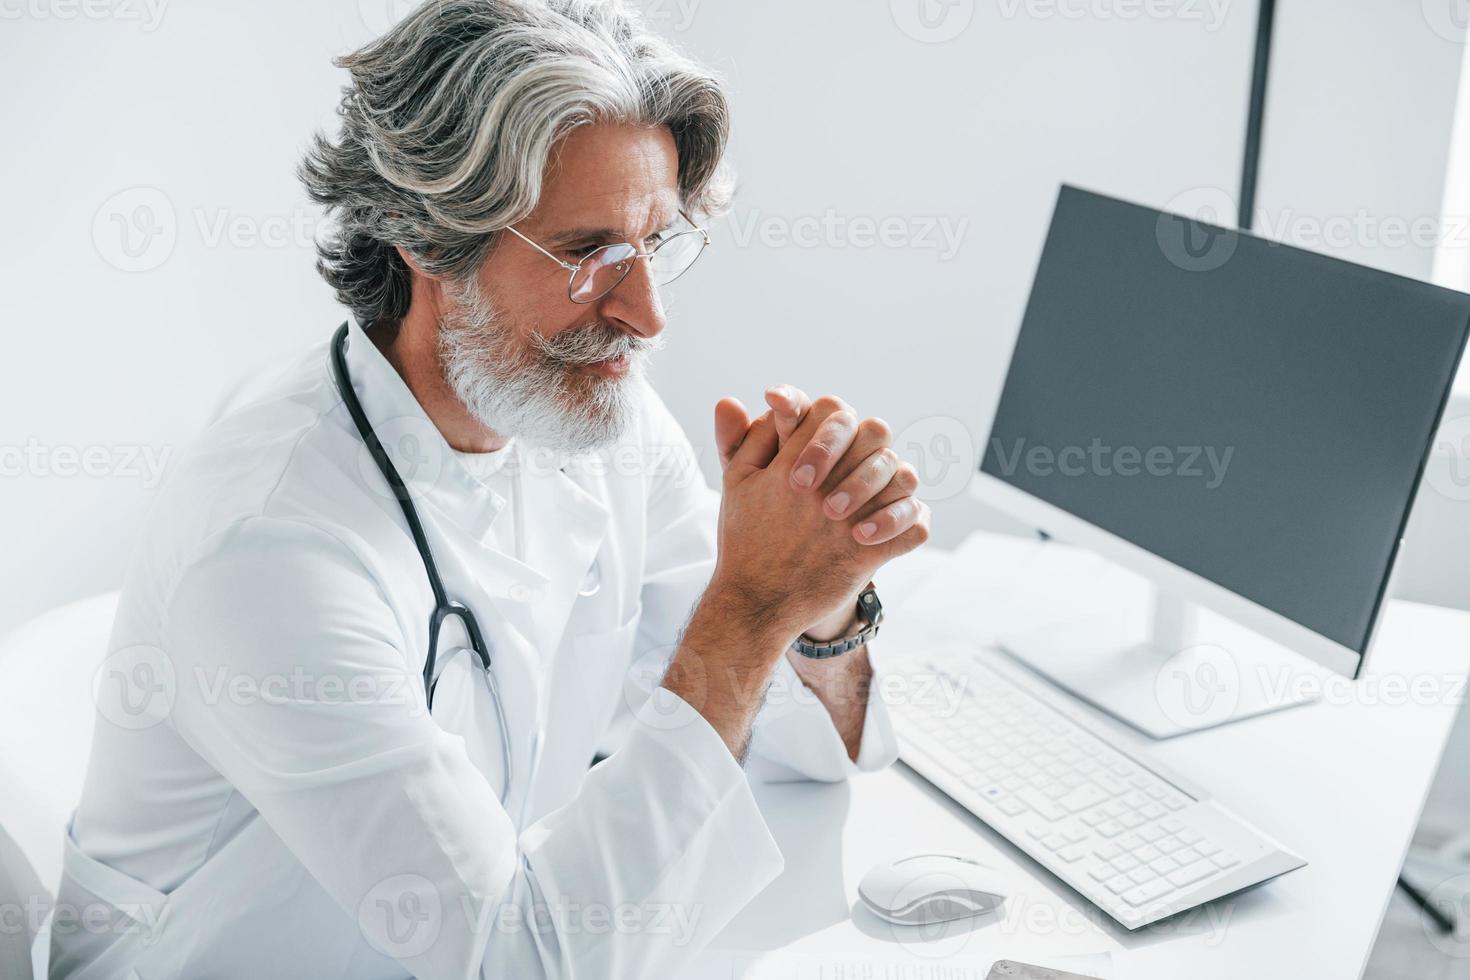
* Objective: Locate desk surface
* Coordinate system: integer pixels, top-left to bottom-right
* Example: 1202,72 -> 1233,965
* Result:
692,531 -> 1470,980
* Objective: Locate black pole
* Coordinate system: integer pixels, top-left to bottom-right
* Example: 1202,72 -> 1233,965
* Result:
1239,0 -> 1277,230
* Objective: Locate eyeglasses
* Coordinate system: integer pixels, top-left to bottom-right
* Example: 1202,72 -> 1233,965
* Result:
504,211 -> 710,304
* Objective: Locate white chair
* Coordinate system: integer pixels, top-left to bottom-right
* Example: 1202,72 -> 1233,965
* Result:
0,591 -> 119,975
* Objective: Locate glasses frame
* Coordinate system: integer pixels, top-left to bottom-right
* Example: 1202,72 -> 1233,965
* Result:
503,210 -> 711,304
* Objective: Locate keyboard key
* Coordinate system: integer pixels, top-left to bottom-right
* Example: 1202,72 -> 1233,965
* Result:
1178,829 -> 1203,845
1118,813 -> 1144,830
1018,788 -> 1066,821
1093,843 -> 1121,862
1195,841 -> 1221,857
1127,867 -> 1157,885
1057,844 -> 1088,863
998,798 -> 1027,817
1105,874 -> 1134,895
1058,784 -> 1109,813
1160,817 -> 1184,834
1167,859 -> 1217,888
1081,810 -> 1108,827
1137,826 -> 1165,843
1156,836 -> 1183,855
1174,846 -> 1201,864
1139,803 -> 1165,820
1150,856 -> 1181,875
1213,852 -> 1241,870
1134,845 -> 1162,862
1041,833 -> 1069,851
1112,855 -> 1140,873
1096,821 -> 1125,838
1063,826 -> 1088,844
1090,864 -> 1118,882
1123,879 -> 1174,907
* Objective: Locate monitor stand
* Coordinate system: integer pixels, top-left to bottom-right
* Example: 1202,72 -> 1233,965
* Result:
995,543 -> 1327,739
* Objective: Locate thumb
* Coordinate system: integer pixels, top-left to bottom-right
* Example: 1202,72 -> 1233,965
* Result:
714,397 -> 752,471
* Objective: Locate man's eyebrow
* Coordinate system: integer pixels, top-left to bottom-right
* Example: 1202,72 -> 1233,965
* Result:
544,219 -> 678,248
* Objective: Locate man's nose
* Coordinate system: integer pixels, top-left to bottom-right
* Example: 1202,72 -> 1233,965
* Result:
597,254 -> 665,340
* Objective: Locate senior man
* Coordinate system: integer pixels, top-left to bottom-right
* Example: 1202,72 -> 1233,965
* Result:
52,2 -> 930,978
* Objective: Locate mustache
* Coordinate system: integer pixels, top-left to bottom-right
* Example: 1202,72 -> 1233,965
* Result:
532,321 -> 666,366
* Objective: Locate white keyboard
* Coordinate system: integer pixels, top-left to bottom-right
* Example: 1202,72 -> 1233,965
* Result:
888,644 -> 1305,929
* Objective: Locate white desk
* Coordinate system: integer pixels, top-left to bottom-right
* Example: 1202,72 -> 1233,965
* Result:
691,531 -> 1470,979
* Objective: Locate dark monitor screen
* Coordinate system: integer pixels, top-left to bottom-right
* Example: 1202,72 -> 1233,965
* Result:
981,186 -> 1470,655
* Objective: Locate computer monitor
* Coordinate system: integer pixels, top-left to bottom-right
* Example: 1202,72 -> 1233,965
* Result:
973,185 -> 1470,737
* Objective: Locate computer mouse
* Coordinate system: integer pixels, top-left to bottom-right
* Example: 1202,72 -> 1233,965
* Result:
857,853 -> 1010,926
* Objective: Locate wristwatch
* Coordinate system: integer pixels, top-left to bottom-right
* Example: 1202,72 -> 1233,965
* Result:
792,584 -> 883,659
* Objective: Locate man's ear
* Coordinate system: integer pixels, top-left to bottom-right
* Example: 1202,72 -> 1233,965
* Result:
394,244 -> 429,277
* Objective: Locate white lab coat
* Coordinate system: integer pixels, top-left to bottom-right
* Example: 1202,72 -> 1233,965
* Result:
49,319 -> 896,980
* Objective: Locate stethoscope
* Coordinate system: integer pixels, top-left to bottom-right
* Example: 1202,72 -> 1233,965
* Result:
330,322 -> 533,801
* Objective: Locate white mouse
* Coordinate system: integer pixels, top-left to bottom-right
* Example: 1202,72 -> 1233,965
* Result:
857,853 -> 1010,926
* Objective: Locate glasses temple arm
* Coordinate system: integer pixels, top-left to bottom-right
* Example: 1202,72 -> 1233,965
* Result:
504,226 -> 579,271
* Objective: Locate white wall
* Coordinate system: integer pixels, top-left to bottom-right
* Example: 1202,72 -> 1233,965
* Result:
1,0 -> 1259,634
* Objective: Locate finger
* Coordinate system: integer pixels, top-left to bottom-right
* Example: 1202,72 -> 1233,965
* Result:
872,501 -> 933,558
714,397 -> 753,470
774,394 -> 851,476
848,462 -> 921,541
789,408 -> 859,490
819,416 -> 893,493
764,384 -> 811,447
726,410 -> 780,481
853,495 -> 927,546
823,447 -> 900,519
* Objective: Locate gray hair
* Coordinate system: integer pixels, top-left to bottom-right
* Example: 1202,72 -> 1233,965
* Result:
299,0 -> 733,332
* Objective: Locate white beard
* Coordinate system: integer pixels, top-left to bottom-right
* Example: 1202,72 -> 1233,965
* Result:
437,277 -> 662,455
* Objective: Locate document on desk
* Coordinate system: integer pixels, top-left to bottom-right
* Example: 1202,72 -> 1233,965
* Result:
683,951 -> 1112,980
